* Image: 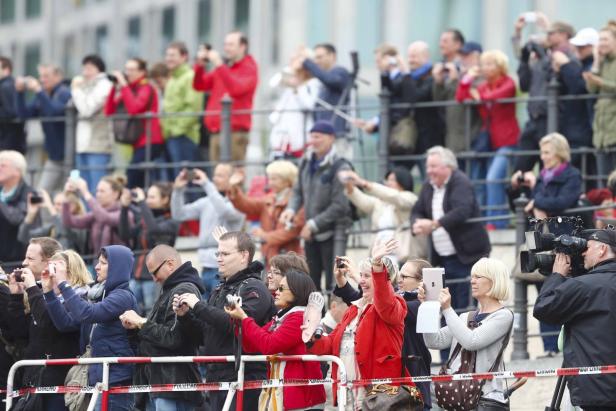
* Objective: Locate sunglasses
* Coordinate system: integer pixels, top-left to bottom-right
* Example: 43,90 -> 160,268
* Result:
277,286 -> 289,292
150,259 -> 168,277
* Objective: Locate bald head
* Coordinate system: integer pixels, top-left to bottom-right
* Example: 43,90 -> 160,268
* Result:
145,245 -> 182,283
147,244 -> 181,265
407,41 -> 431,70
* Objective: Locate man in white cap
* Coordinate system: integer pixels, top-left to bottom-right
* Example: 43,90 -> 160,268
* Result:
571,27 -> 599,72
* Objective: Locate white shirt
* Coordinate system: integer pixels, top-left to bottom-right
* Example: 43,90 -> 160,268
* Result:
431,182 -> 456,257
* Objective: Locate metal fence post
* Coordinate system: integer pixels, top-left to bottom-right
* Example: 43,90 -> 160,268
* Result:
547,76 -> 559,134
100,361 -> 110,411
144,112 -> 153,188
512,194 -> 530,360
64,104 -> 77,179
220,95 -> 233,162
378,88 -> 391,178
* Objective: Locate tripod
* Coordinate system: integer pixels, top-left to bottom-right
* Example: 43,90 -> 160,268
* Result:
545,375 -> 567,411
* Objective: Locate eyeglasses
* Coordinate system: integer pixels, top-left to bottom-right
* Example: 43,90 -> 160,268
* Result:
277,286 -> 290,292
150,259 -> 168,277
268,269 -> 282,277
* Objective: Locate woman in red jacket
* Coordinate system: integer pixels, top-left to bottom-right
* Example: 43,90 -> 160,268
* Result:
307,239 -> 411,409
456,50 -> 520,230
104,58 -> 165,188
225,270 -> 326,410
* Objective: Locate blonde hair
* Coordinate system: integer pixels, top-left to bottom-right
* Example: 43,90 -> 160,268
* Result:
480,50 -> 509,75
265,160 -> 299,187
0,150 -> 26,177
540,132 -> 571,163
60,191 -> 86,215
50,250 -> 92,288
471,257 -> 510,301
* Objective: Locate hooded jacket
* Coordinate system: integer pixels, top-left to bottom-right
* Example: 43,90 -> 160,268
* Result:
132,261 -> 205,409
179,261 -> 275,381
45,245 -> 138,385
534,259 -> 616,408
0,75 -> 26,153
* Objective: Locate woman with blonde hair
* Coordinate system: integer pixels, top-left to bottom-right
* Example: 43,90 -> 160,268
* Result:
457,49 -> 520,230
422,257 -> 514,409
228,160 -> 305,267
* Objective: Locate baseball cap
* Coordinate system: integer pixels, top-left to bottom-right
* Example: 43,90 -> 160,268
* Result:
460,41 -> 483,55
309,121 -> 336,136
583,229 -> 616,247
548,22 -> 575,38
570,27 -> 599,46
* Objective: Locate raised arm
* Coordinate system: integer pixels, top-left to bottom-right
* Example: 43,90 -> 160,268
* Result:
216,63 -> 258,98
192,64 -> 215,92
170,189 -> 206,221
60,282 -> 133,324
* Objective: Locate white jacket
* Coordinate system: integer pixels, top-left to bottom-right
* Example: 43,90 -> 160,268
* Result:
72,73 -> 113,154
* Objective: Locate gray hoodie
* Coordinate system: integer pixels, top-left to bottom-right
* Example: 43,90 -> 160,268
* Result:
171,181 -> 244,268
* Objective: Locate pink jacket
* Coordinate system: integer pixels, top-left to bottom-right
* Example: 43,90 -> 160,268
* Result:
62,198 -> 126,254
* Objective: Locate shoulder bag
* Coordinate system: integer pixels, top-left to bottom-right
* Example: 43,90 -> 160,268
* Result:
434,310 -> 512,411
112,85 -> 154,145
64,324 -> 96,411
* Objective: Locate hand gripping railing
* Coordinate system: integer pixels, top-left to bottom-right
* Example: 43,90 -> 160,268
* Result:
5,354 -> 347,411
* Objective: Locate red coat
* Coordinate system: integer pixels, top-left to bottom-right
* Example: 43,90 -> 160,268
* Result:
456,74 -> 520,149
192,55 -> 258,133
241,309 -> 326,410
104,77 -> 163,148
309,268 -> 409,404
228,187 -> 305,267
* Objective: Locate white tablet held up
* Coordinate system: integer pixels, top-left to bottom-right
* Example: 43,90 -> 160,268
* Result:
423,267 -> 444,301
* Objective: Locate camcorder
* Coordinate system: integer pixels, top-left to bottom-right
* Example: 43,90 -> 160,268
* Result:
520,216 -> 588,276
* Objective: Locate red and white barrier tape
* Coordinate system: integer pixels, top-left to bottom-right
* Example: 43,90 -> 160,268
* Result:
6,365 -> 616,398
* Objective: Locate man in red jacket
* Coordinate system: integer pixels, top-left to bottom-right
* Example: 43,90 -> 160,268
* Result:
193,32 -> 258,162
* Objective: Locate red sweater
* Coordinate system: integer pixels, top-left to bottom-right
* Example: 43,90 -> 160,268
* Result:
241,310 -> 326,410
192,55 -> 258,133
104,77 -> 163,148
309,267 -> 409,404
456,74 -> 520,149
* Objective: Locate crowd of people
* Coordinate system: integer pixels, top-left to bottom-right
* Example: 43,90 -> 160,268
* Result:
0,10 -> 615,411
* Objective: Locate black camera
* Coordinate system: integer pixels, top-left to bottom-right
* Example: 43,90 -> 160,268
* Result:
107,74 -> 118,83
30,191 -> 43,204
13,269 -> 23,282
520,216 -> 588,276
335,257 -> 345,269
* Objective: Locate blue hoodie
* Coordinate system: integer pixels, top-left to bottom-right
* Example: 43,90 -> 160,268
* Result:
45,245 -> 138,385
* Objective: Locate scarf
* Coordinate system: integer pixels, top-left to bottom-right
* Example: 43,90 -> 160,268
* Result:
540,162 -> 568,185
410,62 -> 433,80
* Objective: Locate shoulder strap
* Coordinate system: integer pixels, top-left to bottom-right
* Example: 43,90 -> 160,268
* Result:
444,310 -> 477,369
487,309 -> 514,372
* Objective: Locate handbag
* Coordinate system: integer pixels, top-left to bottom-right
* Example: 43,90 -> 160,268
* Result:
388,116 -> 418,155
361,347 -> 424,411
64,325 -> 96,411
10,367 -> 44,411
112,85 -> 153,145
434,310 -> 512,411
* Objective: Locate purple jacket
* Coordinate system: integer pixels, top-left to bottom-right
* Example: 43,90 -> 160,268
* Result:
62,198 -> 126,254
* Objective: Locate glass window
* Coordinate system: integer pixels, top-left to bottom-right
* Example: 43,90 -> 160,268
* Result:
307,0 -> 332,45
127,15 -> 141,58
62,35 -> 79,78
95,25 -> 109,62
25,0 -> 41,18
0,0 -> 16,24
234,0 -> 249,33
24,42 -> 41,77
197,0 -> 212,45
161,6 -> 175,53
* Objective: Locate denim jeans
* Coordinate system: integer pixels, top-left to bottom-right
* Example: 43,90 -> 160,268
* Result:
166,135 -> 198,180
486,146 -> 515,228
130,279 -> 158,316
146,396 -> 195,411
76,153 -> 111,192
94,391 -> 134,411
127,144 -> 165,188
201,267 -> 220,301
470,158 -> 488,208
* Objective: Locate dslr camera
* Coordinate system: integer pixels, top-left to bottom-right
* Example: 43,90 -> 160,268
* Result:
520,216 -> 588,276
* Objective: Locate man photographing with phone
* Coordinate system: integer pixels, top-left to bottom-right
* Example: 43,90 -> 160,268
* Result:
192,32 -> 258,162
171,164 -> 244,299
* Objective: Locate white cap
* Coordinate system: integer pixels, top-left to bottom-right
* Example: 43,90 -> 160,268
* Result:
570,28 -> 599,46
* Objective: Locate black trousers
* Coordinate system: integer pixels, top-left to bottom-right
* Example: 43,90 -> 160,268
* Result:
513,116 -> 547,173
305,237 -> 335,292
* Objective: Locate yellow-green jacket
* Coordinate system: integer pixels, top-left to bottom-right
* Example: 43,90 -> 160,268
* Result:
162,64 -> 203,144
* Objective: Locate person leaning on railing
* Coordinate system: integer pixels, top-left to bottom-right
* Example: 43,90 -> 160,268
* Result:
227,160 -> 305,268
226,270 -> 326,410
421,257 -> 514,409
306,239 -> 412,409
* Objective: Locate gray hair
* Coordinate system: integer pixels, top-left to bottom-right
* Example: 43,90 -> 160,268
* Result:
38,63 -> 63,77
0,150 -> 26,177
427,145 -> 458,169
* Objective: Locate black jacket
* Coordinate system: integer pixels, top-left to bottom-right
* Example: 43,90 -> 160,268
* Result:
0,180 -> 31,269
7,286 -> 80,388
119,203 -> 180,281
133,261 -> 205,409
410,73 -> 445,154
0,283 -> 16,389
534,259 -> 616,408
411,170 -> 491,265
0,76 -> 26,154
557,62 -> 592,148
180,261 -> 275,381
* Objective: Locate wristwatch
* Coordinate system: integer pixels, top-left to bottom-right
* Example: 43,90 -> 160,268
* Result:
431,221 -> 439,231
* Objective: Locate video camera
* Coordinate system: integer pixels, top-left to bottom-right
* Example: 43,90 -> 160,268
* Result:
520,216 -> 588,276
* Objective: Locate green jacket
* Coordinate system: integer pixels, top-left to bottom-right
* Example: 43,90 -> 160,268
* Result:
587,54 -> 616,149
162,64 -> 203,143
